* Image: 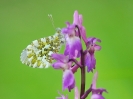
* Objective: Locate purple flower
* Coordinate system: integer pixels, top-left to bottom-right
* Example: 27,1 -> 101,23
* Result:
52,53 -> 75,91
85,37 -> 101,72
91,72 -> 107,99
91,94 -> 105,99
62,10 -> 89,58
56,87 -> 79,99
73,10 -> 88,44
62,23 -> 82,58
56,91 -> 68,99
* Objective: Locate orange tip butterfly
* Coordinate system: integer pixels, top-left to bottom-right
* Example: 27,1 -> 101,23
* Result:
20,28 -> 65,68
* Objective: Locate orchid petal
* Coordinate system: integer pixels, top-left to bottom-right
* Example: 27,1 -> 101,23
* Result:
69,37 -> 82,58
87,37 -> 101,54
94,45 -> 101,51
81,26 -> 88,44
91,72 -> 107,99
92,88 -> 108,94
85,53 -> 96,72
87,37 -> 101,43
79,14 -> 83,25
93,38 -> 101,43
56,91 -> 68,99
64,44 -> 70,56
52,61 -> 67,69
73,10 -> 79,25
62,28 -> 68,34
87,37 -> 95,42
91,94 -> 105,99
66,22 -> 70,27
51,53 -> 69,63
65,37 -> 82,58
63,70 -> 75,91
61,24 -> 75,35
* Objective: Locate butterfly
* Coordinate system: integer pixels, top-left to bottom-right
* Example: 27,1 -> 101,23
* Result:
20,28 -> 65,68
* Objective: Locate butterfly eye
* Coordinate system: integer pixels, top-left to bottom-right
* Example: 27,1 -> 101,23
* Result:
20,28 -> 66,68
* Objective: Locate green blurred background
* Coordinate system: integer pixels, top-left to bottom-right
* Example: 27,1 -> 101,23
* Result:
0,0 -> 133,99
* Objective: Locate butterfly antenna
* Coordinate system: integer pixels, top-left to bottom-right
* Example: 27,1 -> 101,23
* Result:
48,14 -> 56,30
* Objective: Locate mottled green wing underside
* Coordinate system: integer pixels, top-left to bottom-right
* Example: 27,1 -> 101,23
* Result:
20,28 -> 65,68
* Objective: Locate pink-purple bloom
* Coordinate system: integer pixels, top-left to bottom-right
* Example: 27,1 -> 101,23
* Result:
73,10 -> 88,43
61,10 -> 88,59
56,91 -> 68,99
85,37 -> 101,72
56,87 -> 79,99
62,23 -> 82,58
52,53 -> 75,91
81,72 -> 107,99
91,72 -> 107,99
91,94 -> 105,99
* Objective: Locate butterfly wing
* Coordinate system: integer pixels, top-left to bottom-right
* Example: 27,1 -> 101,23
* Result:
20,28 -> 65,68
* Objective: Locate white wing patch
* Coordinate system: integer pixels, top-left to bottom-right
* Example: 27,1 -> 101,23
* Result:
20,28 -> 65,68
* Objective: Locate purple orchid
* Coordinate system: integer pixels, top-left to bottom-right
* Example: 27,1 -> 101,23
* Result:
61,10 -> 88,59
91,72 -> 107,99
52,53 -> 75,91
56,87 -> 79,99
62,23 -> 82,58
73,10 -> 88,44
61,11 -> 89,59
85,37 -> 101,72
81,72 -> 107,99
56,91 -> 68,99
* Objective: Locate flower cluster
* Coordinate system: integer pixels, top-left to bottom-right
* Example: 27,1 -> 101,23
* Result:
51,11 -> 107,99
